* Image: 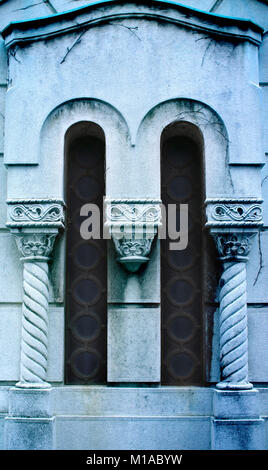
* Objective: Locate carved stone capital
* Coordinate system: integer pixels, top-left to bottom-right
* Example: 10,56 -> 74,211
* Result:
112,236 -> 154,273
206,199 -> 262,262
210,229 -> 257,262
105,198 -> 162,272
205,198 -> 263,228
12,228 -> 58,261
7,199 -> 64,262
6,199 -> 65,228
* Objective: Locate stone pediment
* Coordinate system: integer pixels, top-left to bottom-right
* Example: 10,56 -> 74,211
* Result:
1,0 -> 263,48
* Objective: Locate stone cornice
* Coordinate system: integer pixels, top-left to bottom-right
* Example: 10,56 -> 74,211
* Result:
1,1 -> 263,48
205,198 -> 263,228
105,198 -> 162,228
6,199 -> 65,229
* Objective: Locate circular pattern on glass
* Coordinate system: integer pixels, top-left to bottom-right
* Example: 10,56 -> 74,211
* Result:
75,176 -> 101,201
168,351 -> 195,379
161,133 -> 203,385
167,176 -> 192,201
168,315 -> 194,342
168,246 -> 193,270
74,243 -> 100,269
167,279 -> 194,305
164,137 -> 196,169
73,207 -> 91,233
170,209 -> 194,234
73,350 -> 100,377
73,314 -> 100,340
74,137 -> 104,169
73,278 -> 100,305
66,132 -> 106,385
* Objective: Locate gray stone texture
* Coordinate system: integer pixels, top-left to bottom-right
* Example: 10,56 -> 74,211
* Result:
212,419 -> 264,450
8,388 -> 53,418
213,389 -> 260,419
4,417 -> 55,450
108,307 -> 160,382
0,0 -> 267,451
55,416 -> 211,450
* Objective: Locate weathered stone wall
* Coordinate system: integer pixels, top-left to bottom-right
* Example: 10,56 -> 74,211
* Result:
0,0 -> 266,384
0,0 -> 267,450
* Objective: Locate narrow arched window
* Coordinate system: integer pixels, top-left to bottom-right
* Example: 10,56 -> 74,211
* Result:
161,123 -> 205,385
65,122 -> 107,384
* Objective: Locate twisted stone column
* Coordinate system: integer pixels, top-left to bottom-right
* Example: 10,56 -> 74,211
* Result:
212,230 -> 257,390
13,229 -> 58,388
20,260 -> 50,386
218,259 -> 250,388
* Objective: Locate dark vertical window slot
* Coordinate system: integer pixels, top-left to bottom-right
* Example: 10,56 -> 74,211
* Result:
161,132 -> 204,385
65,127 -> 107,384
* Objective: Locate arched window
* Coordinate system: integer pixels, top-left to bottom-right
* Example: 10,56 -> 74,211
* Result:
65,122 -> 107,384
161,122 -> 205,385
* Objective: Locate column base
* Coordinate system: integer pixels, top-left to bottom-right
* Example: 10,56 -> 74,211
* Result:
15,381 -> 51,389
212,419 -> 264,450
211,388 -> 264,450
216,381 -> 253,390
4,387 -> 55,450
4,417 -> 55,450
8,386 -> 53,418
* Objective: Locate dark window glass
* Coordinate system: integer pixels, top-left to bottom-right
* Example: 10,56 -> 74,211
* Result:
161,135 -> 204,385
65,134 -> 107,384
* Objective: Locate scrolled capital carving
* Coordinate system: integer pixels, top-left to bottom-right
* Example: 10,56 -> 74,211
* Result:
206,199 -> 262,262
105,198 -> 162,272
112,236 -> 154,272
212,231 -> 256,261
113,237 -> 153,258
6,199 -> 65,229
12,228 -> 58,261
105,198 -> 162,227
205,198 -> 263,228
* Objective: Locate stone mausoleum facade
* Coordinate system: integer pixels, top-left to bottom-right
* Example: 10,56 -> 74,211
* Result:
0,0 -> 267,450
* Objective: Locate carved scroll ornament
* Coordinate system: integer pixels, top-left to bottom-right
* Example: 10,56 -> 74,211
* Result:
206,199 -> 263,227
6,199 -> 65,228
105,199 -> 162,272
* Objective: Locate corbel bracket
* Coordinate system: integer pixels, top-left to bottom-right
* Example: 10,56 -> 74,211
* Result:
105,198 -> 162,272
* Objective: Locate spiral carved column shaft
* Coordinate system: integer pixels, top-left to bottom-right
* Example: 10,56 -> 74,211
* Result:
18,260 -> 50,387
206,202 -> 262,393
12,229 -> 59,388
6,201 -> 64,389
210,230 -> 258,390
217,260 -> 251,389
